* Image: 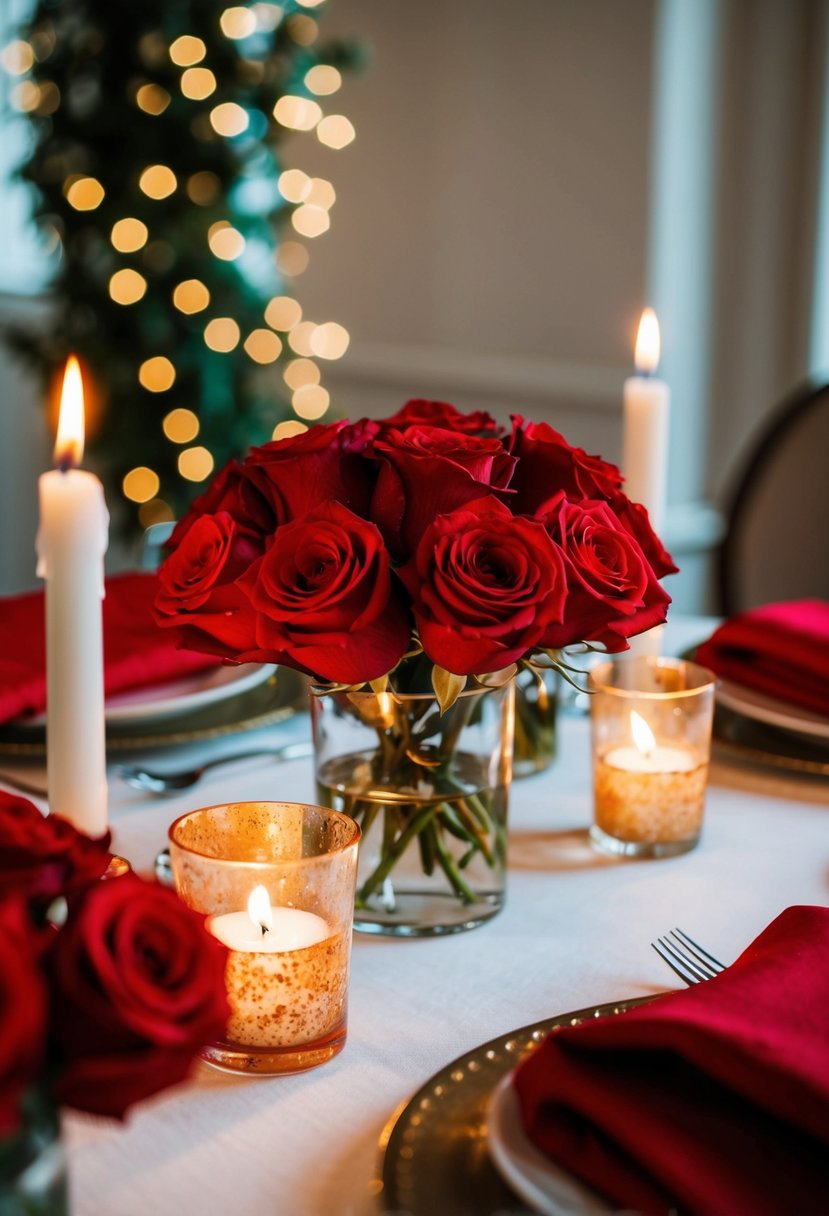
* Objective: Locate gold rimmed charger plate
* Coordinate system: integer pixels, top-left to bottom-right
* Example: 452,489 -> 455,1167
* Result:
713,705 -> 829,777
376,995 -> 655,1216
0,668 -> 308,757
680,646 -> 829,777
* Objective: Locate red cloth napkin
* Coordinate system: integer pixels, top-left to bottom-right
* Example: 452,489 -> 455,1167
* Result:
513,906 -> 829,1216
696,599 -> 829,717
0,571 -> 221,724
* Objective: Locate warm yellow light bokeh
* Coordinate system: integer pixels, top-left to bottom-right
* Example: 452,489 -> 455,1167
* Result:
187,171 -> 220,204
316,115 -> 355,149
304,65 -> 341,96
292,384 -> 330,420
180,67 -> 216,100
136,83 -> 171,115
275,241 -> 310,277
283,357 -> 320,389
208,222 -> 245,260
138,357 -> 176,392
138,498 -> 175,528
204,317 -> 241,352
163,408 -> 200,443
272,420 -> 308,440
173,279 -> 211,314
277,168 -> 311,203
178,446 -> 215,481
220,7 -> 257,38
10,81 -> 40,112
123,466 -> 160,502
305,178 -> 336,210
139,164 -> 177,199
291,205 -> 330,238
33,81 -> 60,115
244,328 -> 283,364
273,95 -> 322,131
111,218 -> 148,252
310,321 -> 350,360
1,40 -> 34,75
265,296 -> 302,331
170,35 -> 206,66
65,176 -> 105,211
109,268 -> 148,306
287,321 -> 317,357
210,102 -> 249,137
289,15 -> 318,45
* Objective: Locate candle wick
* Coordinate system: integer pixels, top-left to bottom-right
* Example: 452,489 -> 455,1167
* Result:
260,922 -> 268,937
56,454 -> 73,474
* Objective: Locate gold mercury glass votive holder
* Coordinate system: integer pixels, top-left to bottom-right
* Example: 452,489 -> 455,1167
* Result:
588,657 -> 716,858
168,801 -> 360,1075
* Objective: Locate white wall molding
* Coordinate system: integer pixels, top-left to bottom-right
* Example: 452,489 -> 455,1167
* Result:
328,340 -> 626,412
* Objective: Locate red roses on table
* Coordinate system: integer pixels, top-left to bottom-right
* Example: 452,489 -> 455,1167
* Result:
0,792 -> 229,1131
49,875 -> 229,1119
155,400 -> 676,703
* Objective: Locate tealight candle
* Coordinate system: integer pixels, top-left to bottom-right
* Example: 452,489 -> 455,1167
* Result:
589,660 -> 715,858
208,884 -> 346,1053
169,802 -> 360,1074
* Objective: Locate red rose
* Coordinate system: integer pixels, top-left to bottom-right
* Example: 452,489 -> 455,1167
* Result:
154,513 -> 264,658
166,460 -> 274,553
370,426 -> 516,559
48,874 -> 230,1119
508,417 -> 624,513
0,791 -> 111,912
379,398 -> 501,436
0,898 -> 47,1135
609,494 -> 679,580
243,420 -> 373,526
537,495 -> 672,651
398,497 -> 568,675
240,501 -> 410,683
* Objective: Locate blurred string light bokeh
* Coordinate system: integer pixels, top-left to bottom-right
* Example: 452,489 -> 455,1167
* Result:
0,0 -> 363,534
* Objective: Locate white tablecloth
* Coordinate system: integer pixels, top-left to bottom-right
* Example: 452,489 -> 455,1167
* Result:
10,620 -> 827,1216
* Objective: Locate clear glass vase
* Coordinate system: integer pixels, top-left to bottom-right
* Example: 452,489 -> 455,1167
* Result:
512,666 -> 559,778
0,1090 -> 67,1216
310,683 -> 514,936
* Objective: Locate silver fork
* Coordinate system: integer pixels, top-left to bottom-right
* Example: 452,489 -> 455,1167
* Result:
117,740 -> 313,793
651,928 -> 727,986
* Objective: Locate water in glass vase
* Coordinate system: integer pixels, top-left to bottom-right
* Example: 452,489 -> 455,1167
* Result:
317,751 -> 508,937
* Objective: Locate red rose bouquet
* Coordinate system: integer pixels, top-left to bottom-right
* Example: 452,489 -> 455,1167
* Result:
0,793 -> 229,1208
155,400 -> 676,699
154,401 -> 676,927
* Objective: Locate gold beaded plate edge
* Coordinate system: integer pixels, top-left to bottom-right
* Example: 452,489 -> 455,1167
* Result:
376,995 -> 655,1216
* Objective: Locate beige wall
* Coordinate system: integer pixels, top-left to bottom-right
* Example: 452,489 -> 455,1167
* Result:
297,0 -> 654,449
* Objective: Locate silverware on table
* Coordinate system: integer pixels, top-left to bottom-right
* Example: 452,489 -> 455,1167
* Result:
117,740 -> 313,793
651,928 -> 727,985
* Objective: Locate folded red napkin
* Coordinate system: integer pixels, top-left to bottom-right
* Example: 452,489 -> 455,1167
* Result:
513,906 -> 829,1216
0,571 -> 222,724
696,599 -> 829,717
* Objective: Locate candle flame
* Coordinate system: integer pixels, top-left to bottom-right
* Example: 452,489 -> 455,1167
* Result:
630,710 -> 656,756
634,308 -> 661,375
247,884 -> 273,934
54,355 -> 85,468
